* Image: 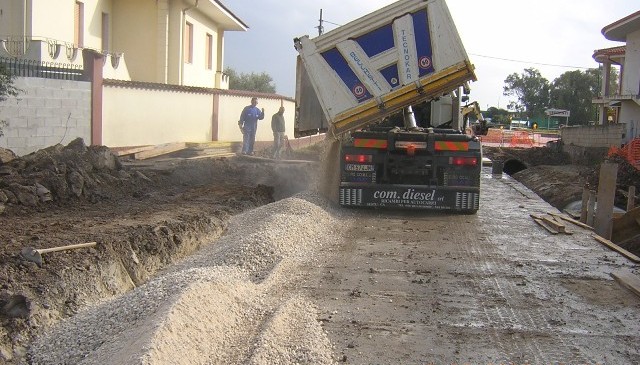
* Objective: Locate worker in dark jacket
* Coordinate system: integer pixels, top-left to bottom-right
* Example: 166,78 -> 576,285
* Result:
238,97 -> 264,155
271,106 -> 286,159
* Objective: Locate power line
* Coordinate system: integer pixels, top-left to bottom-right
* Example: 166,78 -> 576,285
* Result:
469,53 -> 593,69
310,16 -> 594,71
322,20 -> 342,26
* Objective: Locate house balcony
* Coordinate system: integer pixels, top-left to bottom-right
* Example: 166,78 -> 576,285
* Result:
593,94 -> 640,107
0,36 -> 130,81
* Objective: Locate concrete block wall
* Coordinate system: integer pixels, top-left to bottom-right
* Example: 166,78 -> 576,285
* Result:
560,124 -> 625,148
0,77 -> 91,156
562,144 -> 608,166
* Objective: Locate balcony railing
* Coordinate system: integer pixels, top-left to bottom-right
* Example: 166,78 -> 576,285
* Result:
0,36 -> 130,81
0,56 -> 83,81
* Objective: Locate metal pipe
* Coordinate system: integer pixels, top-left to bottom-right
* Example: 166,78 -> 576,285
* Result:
403,106 -> 418,129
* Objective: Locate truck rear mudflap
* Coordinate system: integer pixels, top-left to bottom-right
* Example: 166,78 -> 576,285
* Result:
339,185 -> 479,212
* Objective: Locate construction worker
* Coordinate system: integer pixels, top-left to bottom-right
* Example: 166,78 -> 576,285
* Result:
271,106 -> 286,159
238,97 -> 264,155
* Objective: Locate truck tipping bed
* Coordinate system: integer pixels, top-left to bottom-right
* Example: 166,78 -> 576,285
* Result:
294,0 -> 475,137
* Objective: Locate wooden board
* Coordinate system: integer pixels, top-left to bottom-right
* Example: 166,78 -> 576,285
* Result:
541,216 -> 570,234
612,206 -> 640,244
112,145 -> 154,156
611,271 -> 640,298
530,214 -> 559,234
548,212 -> 593,230
592,234 -> 640,263
133,142 -> 187,160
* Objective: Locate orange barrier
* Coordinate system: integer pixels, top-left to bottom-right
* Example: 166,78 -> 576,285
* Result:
629,138 -> 640,169
608,137 -> 640,170
480,129 -> 505,144
509,131 -> 534,147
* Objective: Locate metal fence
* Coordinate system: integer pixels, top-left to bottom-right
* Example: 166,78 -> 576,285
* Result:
0,57 -> 83,81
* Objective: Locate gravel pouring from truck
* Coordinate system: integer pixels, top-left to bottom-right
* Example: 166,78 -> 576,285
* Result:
294,0 -> 482,213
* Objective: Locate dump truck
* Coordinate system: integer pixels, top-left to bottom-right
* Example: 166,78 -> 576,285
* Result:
294,0 -> 484,213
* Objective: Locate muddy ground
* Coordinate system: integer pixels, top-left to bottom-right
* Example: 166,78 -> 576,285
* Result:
0,140 -> 638,363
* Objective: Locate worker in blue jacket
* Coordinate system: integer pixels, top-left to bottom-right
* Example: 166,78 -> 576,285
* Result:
238,97 -> 265,155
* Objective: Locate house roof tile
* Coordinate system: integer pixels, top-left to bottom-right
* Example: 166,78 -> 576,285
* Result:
602,10 -> 640,42
592,46 -> 626,64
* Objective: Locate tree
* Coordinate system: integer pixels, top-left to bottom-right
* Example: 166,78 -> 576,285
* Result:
503,68 -> 549,120
549,69 -> 600,125
225,67 -> 276,93
484,106 -> 511,125
0,63 -> 20,138
604,66 -> 620,96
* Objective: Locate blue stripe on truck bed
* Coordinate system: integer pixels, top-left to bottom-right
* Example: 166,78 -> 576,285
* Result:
413,10 -> 435,76
320,9 -> 435,103
322,48 -> 373,102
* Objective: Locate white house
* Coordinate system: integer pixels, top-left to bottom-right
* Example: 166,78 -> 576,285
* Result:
0,0 -> 248,88
592,10 -> 640,144
0,1 -> 303,154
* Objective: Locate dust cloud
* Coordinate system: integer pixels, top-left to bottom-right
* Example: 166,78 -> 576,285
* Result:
316,137 -> 342,204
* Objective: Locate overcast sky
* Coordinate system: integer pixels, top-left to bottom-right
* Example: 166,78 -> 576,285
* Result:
222,0 -> 638,110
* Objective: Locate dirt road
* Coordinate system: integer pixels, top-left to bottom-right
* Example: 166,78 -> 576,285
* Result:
24,168 -> 640,364
1,140 -> 639,364
303,171 -> 640,364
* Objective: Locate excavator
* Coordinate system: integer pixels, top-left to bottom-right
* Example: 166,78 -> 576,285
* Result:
461,101 -> 489,136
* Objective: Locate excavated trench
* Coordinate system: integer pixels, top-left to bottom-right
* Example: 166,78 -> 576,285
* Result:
0,145 -> 322,364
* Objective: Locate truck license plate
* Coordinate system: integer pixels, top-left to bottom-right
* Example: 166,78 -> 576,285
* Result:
345,164 -> 374,172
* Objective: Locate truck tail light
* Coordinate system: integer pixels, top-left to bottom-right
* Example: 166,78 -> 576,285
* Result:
344,154 -> 373,163
450,157 -> 477,166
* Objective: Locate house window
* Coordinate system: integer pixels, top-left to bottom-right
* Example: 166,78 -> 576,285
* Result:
205,33 -> 213,70
184,22 -> 193,64
102,12 -> 109,52
74,1 -> 84,47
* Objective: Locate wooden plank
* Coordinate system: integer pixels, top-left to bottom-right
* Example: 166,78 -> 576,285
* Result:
612,206 -> 640,244
113,145 -> 154,156
530,214 -> 559,234
611,271 -> 640,298
592,234 -> 640,263
542,215 -> 568,234
580,187 -> 589,223
551,215 -> 573,235
185,141 -> 234,148
587,191 -> 596,227
184,152 -> 237,160
133,142 -> 187,160
535,219 -> 558,234
548,212 -> 593,230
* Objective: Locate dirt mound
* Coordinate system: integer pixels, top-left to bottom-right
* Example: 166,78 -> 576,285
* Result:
0,138 -> 149,213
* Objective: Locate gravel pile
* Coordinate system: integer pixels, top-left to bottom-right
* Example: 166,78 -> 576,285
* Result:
28,192 -> 343,365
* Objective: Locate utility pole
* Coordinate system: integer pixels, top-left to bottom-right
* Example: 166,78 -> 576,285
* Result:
317,9 -> 324,36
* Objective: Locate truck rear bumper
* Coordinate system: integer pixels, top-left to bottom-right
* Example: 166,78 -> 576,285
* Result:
339,184 -> 479,211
